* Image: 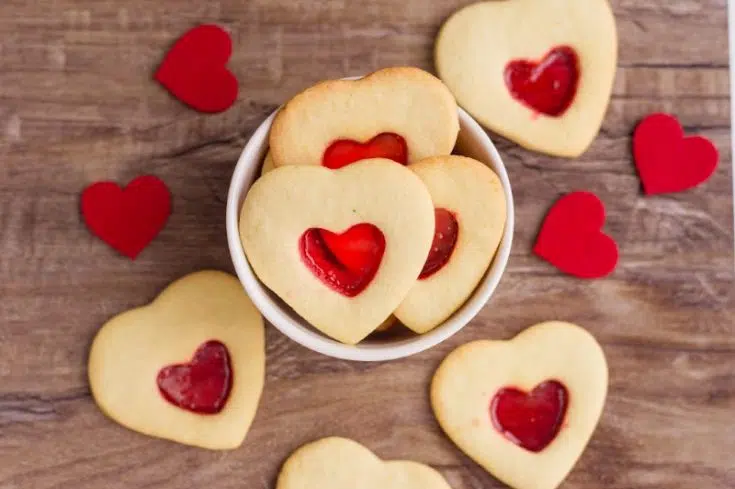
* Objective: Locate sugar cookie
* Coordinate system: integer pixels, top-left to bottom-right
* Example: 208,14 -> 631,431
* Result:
260,151 -> 275,176
239,159 -> 435,344
270,67 -> 459,168
276,437 -> 452,489
395,156 -> 506,333
435,0 -> 617,157
375,315 -> 398,333
88,270 -> 265,450
431,321 -> 608,489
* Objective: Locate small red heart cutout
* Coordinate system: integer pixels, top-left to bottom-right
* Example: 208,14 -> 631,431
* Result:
419,208 -> 459,280
81,175 -> 171,260
633,113 -> 719,195
155,24 -> 238,113
533,192 -> 618,279
300,223 -> 386,297
322,133 -> 408,169
505,46 -> 580,117
491,380 -> 569,453
157,340 -> 232,415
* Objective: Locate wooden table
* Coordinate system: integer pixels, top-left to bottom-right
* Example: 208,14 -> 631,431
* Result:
1,1 -> 733,488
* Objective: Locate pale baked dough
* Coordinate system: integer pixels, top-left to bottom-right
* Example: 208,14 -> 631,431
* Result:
375,314 -> 398,332
276,437 -> 452,489
88,270 -> 265,450
431,321 -> 608,489
259,151 -> 416,338
269,66 -> 459,166
260,151 -> 275,176
435,0 -> 617,157
239,159 -> 435,344
395,156 -> 506,333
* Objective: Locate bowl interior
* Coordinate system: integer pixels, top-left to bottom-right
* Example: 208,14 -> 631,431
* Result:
227,107 -> 514,361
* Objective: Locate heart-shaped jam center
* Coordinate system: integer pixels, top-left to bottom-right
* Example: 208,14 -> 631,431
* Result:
419,208 -> 459,280
490,380 -> 568,452
504,46 -> 580,117
156,340 -> 232,414
300,223 -> 386,297
322,133 -> 408,169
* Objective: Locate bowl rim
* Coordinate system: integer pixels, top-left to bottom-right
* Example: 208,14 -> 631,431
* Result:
226,105 -> 515,362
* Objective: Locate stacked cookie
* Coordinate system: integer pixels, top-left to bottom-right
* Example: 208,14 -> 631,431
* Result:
238,67 -> 507,345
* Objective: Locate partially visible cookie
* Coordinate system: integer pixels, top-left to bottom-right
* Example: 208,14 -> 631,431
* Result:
270,67 -> 459,168
260,151 -> 275,176
375,315 -> 398,332
435,0 -> 617,157
431,321 -> 608,489
88,270 -> 265,450
394,156 -> 506,333
276,437 -> 452,489
239,159 -> 435,344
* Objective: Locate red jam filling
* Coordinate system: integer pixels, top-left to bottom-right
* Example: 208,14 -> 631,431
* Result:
419,208 -> 459,280
504,46 -> 580,117
490,380 -> 569,452
322,133 -> 408,169
299,223 -> 386,297
156,340 -> 232,415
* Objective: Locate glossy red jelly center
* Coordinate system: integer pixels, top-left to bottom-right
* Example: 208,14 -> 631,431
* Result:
300,223 -> 386,297
322,133 -> 408,169
419,208 -> 459,280
504,46 -> 580,117
156,340 -> 232,415
490,380 -> 569,452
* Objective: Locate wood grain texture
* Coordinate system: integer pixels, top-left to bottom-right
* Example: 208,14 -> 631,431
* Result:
0,1 -> 733,488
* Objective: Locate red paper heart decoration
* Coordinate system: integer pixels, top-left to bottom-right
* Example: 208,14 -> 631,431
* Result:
533,192 -> 618,279
322,133 -> 408,169
633,113 -> 719,195
299,223 -> 386,297
419,208 -> 459,280
157,340 -> 233,415
155,24 -> 238,113
491,380 -> 569,453
81,175 -> 171,260
505,46 -> 580,117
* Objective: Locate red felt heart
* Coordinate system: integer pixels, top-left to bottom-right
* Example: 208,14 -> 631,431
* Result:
299,223 -> 386,297
533,192 -> 618,279
157,340 -> 232,415
155,24 -> 238,113
504,46 -> 580,117
322,133 -> 408,169
491,380 -> 569,453
419,208 -> 459,280
633,113 -> 719,195
81,175 -> 171,260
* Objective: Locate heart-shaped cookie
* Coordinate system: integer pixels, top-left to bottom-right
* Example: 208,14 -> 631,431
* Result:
88,271 -> 265,450
633,113 -> 719,195
269,67 -> 459,167
276,437 -> 452,489
154,24 -> 238,113
394,156 -> 507,333
81,175 -> 171,260
435,0 -> 617,157
431,321 -> 608,489
533,191 -> 618,279
239,159 -> 435,344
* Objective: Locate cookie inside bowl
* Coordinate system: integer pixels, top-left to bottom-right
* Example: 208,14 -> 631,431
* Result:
227,78 -> 513,361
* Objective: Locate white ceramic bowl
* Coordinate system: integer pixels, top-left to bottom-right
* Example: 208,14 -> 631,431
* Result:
226,106 -> 514,361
